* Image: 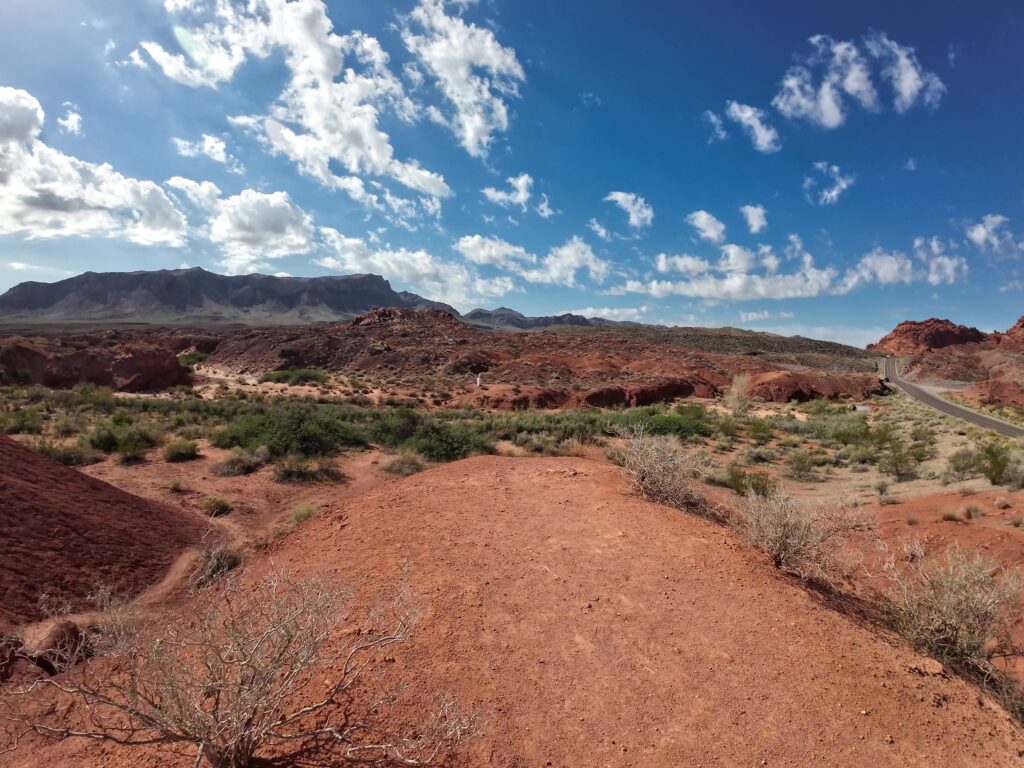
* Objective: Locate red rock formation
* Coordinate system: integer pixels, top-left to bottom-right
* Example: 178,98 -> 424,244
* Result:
966,378 -> 1024,408
748,371 -> 886,403
868,318 -> 988,357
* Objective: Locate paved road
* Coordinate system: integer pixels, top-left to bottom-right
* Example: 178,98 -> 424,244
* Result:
882,357 -> 1024,439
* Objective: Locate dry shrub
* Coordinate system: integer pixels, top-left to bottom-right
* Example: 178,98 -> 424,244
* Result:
614,425 -> 712,514
736,489 -> 877,582
723,372 -> 752,417
3,572 -> 474,767
886,544 -> 1023,672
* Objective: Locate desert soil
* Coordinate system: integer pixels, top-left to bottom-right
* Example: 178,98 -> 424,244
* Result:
16,456 -> 1024,767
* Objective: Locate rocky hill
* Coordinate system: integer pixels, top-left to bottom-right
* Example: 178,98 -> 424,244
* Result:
867,318 -> 988,356
464,307 -> 626,330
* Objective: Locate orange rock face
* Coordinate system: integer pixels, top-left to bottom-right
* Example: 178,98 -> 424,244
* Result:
867,318 -> 988,357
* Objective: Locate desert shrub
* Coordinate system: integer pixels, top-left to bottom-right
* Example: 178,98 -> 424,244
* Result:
3,572 -> 472,767
705,461 -> 776,498
85,422 -> 160,456
291,504 -> 316,525
177,350 -> 208,371
943,447 -> 981,483
381,451 -> 425,477
260,368 -> 328,386
737,490 -> 876,581
995,498 -> 1012,510
787,449 -> 817,480
204,496 -> 232,517
886,545 -> 1023,671
368,408 -> 421,447
272,455 -> 344,483
715,414 -> 738,438
212,447 -> 267,477
740,445 -> 777,464
212,403 -> 366,458
977,441 -> 1011,485
4,406 -> 43,435
405,420 -> 493,462
641,410 -> 713,440
724,373 -> 751,416
27,438 -> 100,466
878,439 -> 917,480
941,509 -> 969,524
52,415 -> 85,437
615,426 -> 712,514
804,411 -> 870,446
193,547 -> 241,589
163,438 -> 199,462
744,417 -> 774,444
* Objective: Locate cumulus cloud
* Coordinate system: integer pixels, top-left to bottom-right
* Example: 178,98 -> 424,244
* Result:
57,104 -> 83,136
209,189 -> 314,273
739,204 -> 767,234
718,244 -> 758,273
686,210 -> 726,244
912,236 -> 968,285
561,306 -> 648,322
173,133 -> 242,172
318,226 -> 514,309
0,87 -> 187,246
655,253 -> 711,275
773,32 -> 943,129
482,172 -> 532,210
401,0 -> 524,158
604,191 -> 654,229
522,236 -> 609,287
834,247 -> 914,294
453,234 -> 535,269
724,101 -> 780,153
965,214 -> 1020,256
145,0 -> 450,223
803,161 -> 855,205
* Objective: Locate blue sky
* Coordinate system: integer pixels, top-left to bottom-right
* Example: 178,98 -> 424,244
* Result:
0,0 -> 1021,346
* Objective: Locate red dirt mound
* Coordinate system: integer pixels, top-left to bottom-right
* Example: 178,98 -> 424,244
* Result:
966,377 -> 1024,408
0,335 -> 189,391
0,437 -> 202,626
749,370 -> 886,402
868,318 -> 988,357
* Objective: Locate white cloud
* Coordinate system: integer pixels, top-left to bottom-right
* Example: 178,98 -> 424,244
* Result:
522,236 -> 609,287
739,309 -> 795,322
912,236 -> 968,285
739,203 -> 767,234
318,226 -> 514,309
209,189 -> 314,273
655,253 -> 711,275
803,161 -> 855,205
165,176 -> 223,212
834,247 -> 914,294
749,322 -> 889,348
561,306 -> 648,322
401,0 -> 524,158
772,33 -> 942,129
453,234 -> 535,269
686,210 -> 726,244
145,1 -> 450,222
57,104 -> 83,136
864,32 -> 945,113
587,218 -> 611,241
172,133 -> 243,172
718,244 -> 757,273
1001,280 -> 1023,293
536,193 -> 557,219
703,110 -> 727,143
0,87 -> 187,246
903,158 -> 916,171
604,191 -> 653,229
618,254 -> 836,301
724,101 -> 780,153
6,261 -> 74,276
965,214 -> 1020,255
482,172 -> 532,210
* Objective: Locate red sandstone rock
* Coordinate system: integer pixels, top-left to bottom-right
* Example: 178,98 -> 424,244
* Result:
868,318 -> 988,357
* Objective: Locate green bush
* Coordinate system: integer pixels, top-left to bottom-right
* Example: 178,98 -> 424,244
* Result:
878,439 -> 918,480
260,369 -> 328,385
381,451 -> 425,477
291,505 -> 316,524
744,418 -> 775,444
707,462 -> 777,497
163,439 -> 199,462
788,449 -> 817,480
177,350 -> 208,371
368,408 -> 421,447
212,447 -> 267,477
405,420 -> 493,462
977,442 -> 1011,485
944,447 -> 981,483
4,406 -> 43,435
27,438 -> 101,467
212,403 -> 366,458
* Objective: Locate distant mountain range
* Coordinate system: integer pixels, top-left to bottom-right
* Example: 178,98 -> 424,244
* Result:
0,268 -> 629,330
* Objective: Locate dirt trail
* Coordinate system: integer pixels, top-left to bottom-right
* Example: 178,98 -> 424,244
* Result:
10,456 -> 1024,767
